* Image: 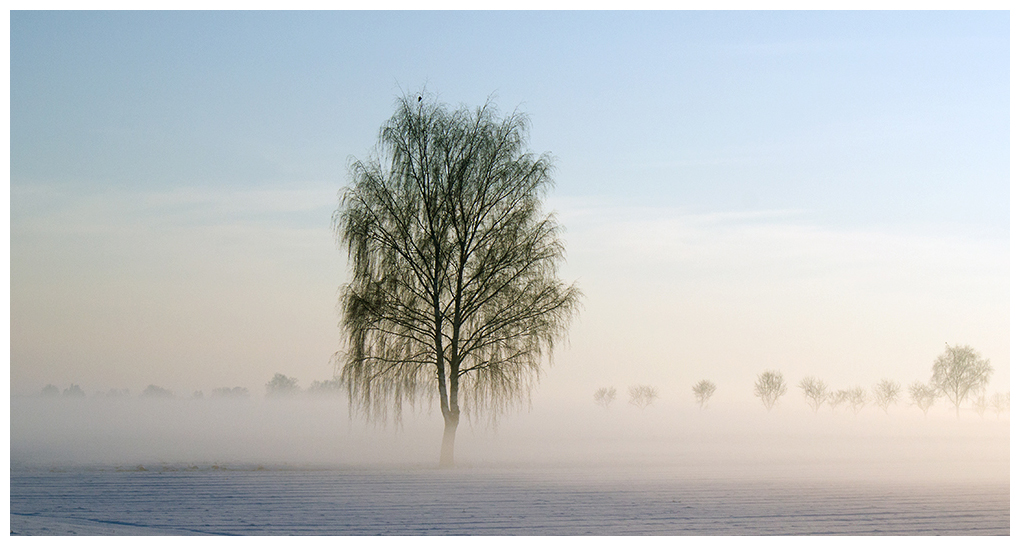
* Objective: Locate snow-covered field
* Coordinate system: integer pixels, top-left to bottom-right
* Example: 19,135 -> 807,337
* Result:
10,467 -> 1009,535
9,396 -> 1010,535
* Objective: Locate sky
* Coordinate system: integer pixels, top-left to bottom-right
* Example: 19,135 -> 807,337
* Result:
8,11 -> 1010,408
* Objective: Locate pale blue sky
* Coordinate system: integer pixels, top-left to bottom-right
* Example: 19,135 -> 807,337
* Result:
9,11 -> 1009,404
12,11 -> 1008,230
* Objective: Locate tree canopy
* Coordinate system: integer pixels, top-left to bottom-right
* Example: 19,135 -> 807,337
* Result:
593,387 -> 617,410
798,376 -> 828,413
628,385 -> 659,409
908,381 -> 939,416
265,373 -> 300,397
692,380 -> 716,410
931,344 -> 992,418
335,93 -> 581,466
754,370 -> 787,411
872,379 -> 901,414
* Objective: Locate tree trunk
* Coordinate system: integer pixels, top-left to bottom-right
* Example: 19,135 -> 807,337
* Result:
439,411 -> 459,468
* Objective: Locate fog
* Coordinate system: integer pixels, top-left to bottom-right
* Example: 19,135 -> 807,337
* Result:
11,392 -> 1007,485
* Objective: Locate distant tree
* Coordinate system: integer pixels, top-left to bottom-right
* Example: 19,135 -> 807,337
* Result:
692,380 -> 716,410
307,378 -> 342,395
972,394 -> 988,418
798,376 -> 828,413
141,385 -> 173,398
63,384 -> 85,398
908,381 -> 939,417
931,344 -> 992,418
335,93 -> 581,467
841,386 -> 868,416
212,387 -> 250,399
593,387 -> 617,410
872,379 -> 901,414
990,392 -> 1009,419
754,370 -> 787,411
192,390 -> 204,399
628,385 -> 659,409
827,390 -> 847,412
41,384 -> 60,397
266,373 -> 300,397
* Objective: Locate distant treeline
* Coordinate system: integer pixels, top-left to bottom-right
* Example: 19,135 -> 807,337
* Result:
593,344 -> 1009,419
38,373 -> 343,400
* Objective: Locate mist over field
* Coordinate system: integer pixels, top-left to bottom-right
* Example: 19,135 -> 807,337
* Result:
10,356 -> 1009,535
11,392 -> 1007,485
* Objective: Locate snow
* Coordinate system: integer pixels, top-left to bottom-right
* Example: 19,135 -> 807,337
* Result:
9,467 -> 1009,535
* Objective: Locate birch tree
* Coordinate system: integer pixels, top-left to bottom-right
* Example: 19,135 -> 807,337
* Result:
872,379 -> 900,414
754,370 -> 787,411
335,93 -> 581,466
594,387 -> 617,410
931,344 -> 992,418
629,385 -> 659,409
908,381 -> 939,417
692,380 -> 716,410
798,376 -> 828,413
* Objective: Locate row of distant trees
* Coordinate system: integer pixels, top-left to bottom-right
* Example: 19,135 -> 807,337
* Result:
593,345 -> 1009,418
38,373 -> 342,400
594,383 -> 717,411
594,385 -> 660,410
